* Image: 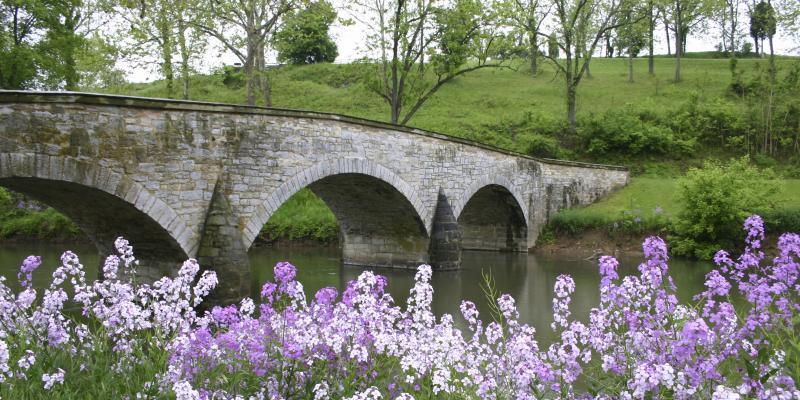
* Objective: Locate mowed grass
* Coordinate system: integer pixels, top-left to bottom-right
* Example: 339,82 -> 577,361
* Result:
106,57 -> 796,140
551,177 -> 800,234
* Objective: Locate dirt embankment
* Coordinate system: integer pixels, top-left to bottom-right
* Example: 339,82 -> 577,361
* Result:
533,230 -> 649,260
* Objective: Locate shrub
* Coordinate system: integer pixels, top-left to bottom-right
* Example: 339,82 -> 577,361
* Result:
670,157 -> 779,258
580,106 -> 694,159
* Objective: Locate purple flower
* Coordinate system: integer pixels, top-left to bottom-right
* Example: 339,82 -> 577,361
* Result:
260,282 -> 277,301
18,255 -> 41,288
598,256 -> 619,287
314,287 -> 338,305
274,261 -> 296,284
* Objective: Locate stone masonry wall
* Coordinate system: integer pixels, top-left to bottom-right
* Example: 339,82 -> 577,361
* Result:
0,91 -> 628,302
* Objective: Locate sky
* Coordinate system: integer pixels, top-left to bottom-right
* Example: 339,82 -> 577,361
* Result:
125,6 -> 799,83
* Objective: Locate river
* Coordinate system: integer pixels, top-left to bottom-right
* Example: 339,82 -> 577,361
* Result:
0,243 -> 713,343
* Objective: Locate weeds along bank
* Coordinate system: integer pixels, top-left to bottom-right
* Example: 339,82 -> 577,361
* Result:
0,216 -> 798,398
544,159 -> 800,259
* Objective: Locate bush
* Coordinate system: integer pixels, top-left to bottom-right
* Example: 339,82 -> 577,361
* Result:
670,157 -> 779,258
762,207 -> 800,234
580,105 -> 695,159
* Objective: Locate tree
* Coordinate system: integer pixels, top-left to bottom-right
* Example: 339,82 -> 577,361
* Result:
349,0 -> 505,125
615,1 -> 647,82
745,0 -> 760,55
547,33 -> 559,58
750,1 -> 775,58
0,0 -> 103,90
75,33 -> 126,90
664,0 -> 719,82
274,0 -> 337,64
543,0 -> 627,132
496,0 -> 551,77
718,0 -> 741,56
113,0 -> 206,99
195,0 -> 297,106
0,0 -> 41,89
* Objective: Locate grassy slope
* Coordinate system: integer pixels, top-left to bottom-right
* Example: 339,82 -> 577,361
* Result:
110,57 -> 795,142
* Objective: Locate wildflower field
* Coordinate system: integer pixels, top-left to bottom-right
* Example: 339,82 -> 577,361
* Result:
0,216 -> 798,399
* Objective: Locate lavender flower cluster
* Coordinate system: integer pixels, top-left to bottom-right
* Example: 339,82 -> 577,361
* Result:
0,216 -> 797,399
0,237 -> 217,397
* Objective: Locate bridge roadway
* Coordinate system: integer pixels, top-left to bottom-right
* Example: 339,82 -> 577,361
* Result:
0,91 -> 628,303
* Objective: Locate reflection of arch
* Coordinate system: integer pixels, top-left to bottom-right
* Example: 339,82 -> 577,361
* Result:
243,158 -> 431,249
0,153 -> 194,257
456,176 -> 528,252
454,175 -> 529,223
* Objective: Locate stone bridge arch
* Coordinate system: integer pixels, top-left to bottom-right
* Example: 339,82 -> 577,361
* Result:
0,153 -> 196,280
454,175 -> 529,252
244,158 -> 433,268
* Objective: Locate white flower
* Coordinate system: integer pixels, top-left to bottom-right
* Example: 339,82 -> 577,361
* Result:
42,369 -> 64,390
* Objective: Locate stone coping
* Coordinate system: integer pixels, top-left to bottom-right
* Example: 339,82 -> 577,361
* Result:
0,90 -> 628,172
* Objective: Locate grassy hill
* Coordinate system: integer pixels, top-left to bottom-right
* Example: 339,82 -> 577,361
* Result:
111,57 -> 781,131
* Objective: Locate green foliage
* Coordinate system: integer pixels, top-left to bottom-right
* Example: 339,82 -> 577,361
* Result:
274,1 -> 338,64
670,157 -> 780,259
761,207 -> 800,234
750,1 -> 777,43
547,34 -> 559,58
0,188 -> 81,240
257,188 -> 338,243
0,0 -> 88,90
580,105 -> 695,158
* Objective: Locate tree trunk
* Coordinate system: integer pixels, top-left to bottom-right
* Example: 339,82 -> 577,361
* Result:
628,52 -> 634,82
62,11 -> 79,91
567,81 -> 577,132
648,2 -> 654,75
156,9 -> 175,98
245,39 -> 256,105
63,33 -> 79,90
753,36 -> 759,56
565,47 -> 577,132
674,25 -> 682,82
529,31 -> 538,77
178,18 -> 190,100
581,48 -> 592,79
257,45 -> 271,106
665,24 -> 671,55
768,36 -> 774,58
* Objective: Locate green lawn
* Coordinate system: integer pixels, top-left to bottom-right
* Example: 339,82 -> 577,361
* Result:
549,177 -> 800,236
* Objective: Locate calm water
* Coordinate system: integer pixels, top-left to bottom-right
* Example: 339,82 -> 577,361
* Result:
0,243 -> 713,343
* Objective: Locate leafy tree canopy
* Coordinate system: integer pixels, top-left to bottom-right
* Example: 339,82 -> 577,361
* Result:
274,1 -> 338,64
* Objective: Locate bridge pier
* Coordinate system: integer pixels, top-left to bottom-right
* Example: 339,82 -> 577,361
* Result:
197,179 -> 251,305
428,190 -> 462,270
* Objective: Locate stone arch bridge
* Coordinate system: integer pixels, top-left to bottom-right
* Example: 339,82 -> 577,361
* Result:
0,91 -> 628,303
